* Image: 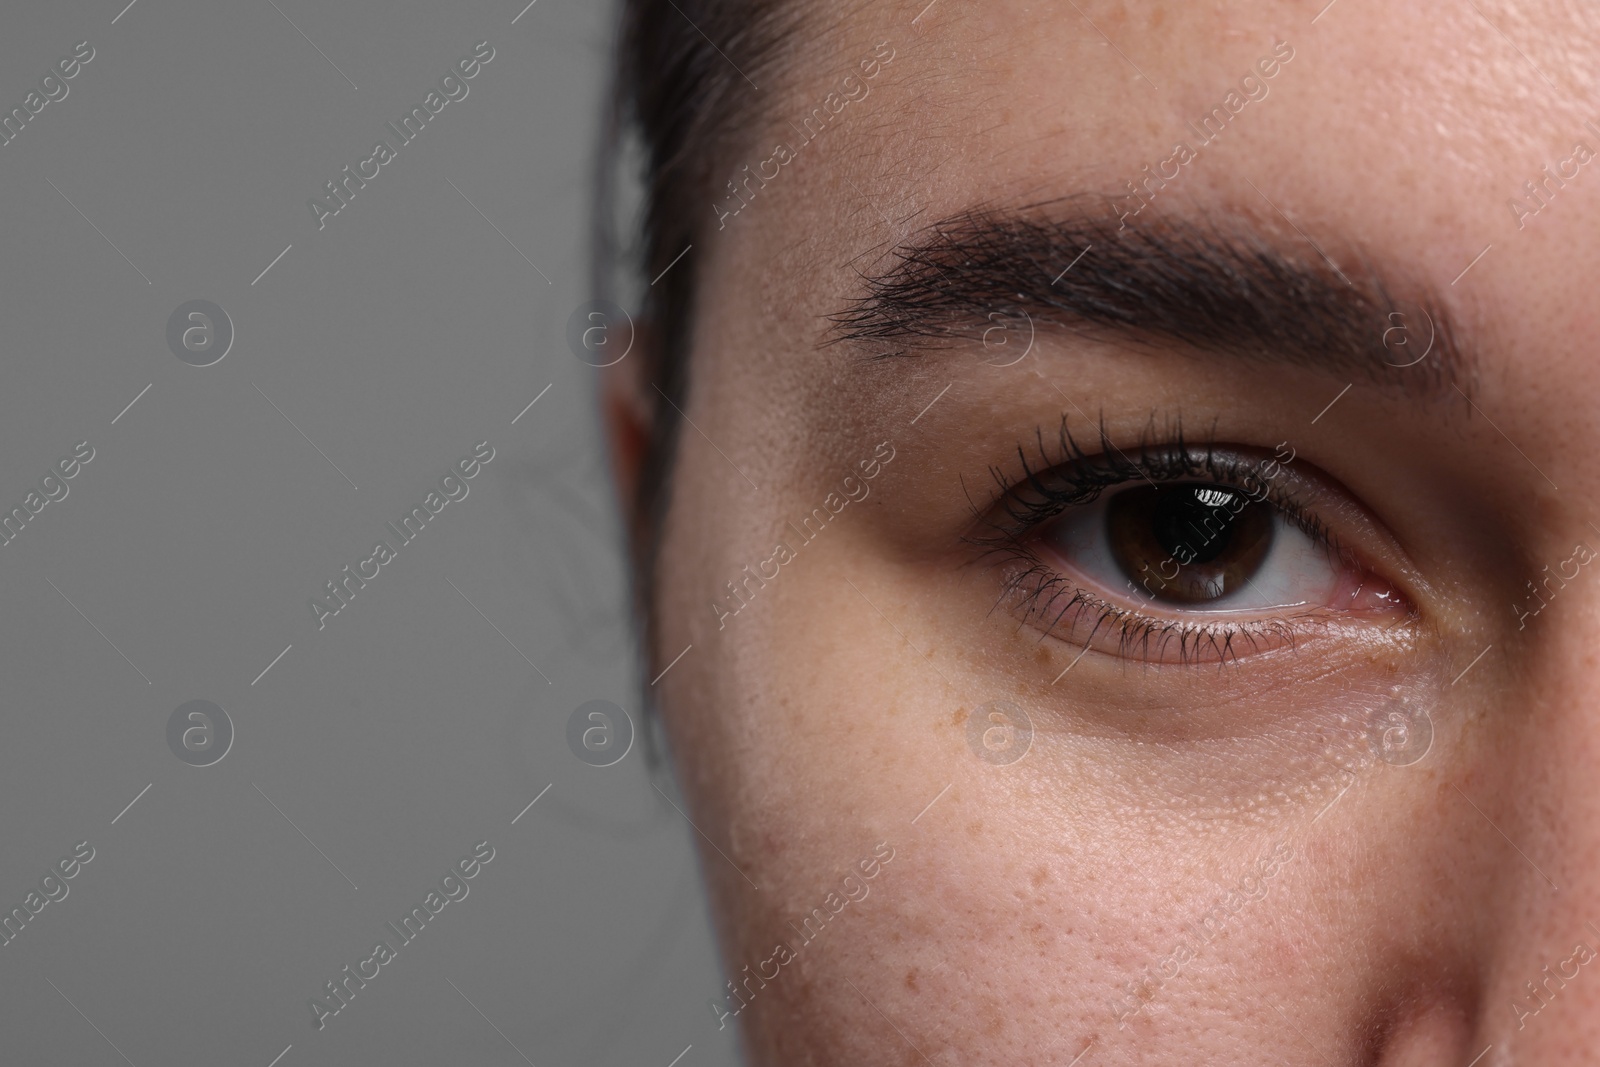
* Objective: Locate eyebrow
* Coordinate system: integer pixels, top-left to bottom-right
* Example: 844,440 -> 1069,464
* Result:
828,201 -> 1471,399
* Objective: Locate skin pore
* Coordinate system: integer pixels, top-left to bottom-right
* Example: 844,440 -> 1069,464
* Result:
608,0 -> 1600,1063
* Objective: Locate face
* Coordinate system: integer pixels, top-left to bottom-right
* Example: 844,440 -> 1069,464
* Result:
612,2 -> 1600,1062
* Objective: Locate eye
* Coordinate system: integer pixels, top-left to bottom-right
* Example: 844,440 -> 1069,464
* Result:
1043,482 -> 1334,611
974,434 -> 1414,666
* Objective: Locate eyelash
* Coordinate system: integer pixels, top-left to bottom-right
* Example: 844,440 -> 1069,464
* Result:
964,414 -> 1349,667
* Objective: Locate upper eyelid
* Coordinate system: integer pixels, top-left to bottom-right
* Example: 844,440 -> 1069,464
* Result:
963,416 -> 1432,605
973,441 -> 1331,553
977,413 -> 1264,513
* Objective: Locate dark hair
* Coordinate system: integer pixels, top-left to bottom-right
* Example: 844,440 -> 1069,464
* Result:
597,0 -> 801,661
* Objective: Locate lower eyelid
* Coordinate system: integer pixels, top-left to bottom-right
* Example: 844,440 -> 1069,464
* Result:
1000,567 -> 1309,666
988,527 -> 1412,667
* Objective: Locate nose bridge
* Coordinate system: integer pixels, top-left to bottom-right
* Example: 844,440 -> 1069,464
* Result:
1473,601 -> 1600,1062
1485,920 -> 1600,1065
1502,937 -> 1600,1035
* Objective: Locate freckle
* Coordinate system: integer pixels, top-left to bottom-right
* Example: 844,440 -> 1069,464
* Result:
904,968 -> 919,992
967,819 -> 984,838
951,707 -> 965,727
1032,865 -> 1049,887
1035,645 -> 1052,666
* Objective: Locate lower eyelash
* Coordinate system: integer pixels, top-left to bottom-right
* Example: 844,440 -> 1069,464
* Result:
993,553 -> 1308,668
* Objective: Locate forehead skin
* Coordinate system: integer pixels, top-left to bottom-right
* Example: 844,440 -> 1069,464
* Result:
646,1 -> 1600,1064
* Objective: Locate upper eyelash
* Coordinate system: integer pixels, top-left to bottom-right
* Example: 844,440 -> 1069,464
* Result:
968,411 -> 1328,547
961,412 -> 1343,667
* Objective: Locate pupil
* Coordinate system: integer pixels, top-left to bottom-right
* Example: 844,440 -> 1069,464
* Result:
1152,487 -> 1239,564
1104,481 -> 1276,604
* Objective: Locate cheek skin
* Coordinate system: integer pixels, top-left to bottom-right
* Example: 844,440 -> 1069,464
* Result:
657,502 -> 1467,1063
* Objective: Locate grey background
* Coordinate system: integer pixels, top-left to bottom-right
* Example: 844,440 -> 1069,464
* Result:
0,1 -> 738,1064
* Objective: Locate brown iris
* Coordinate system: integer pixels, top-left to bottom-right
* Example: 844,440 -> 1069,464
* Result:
1106,483 -> 1274,605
